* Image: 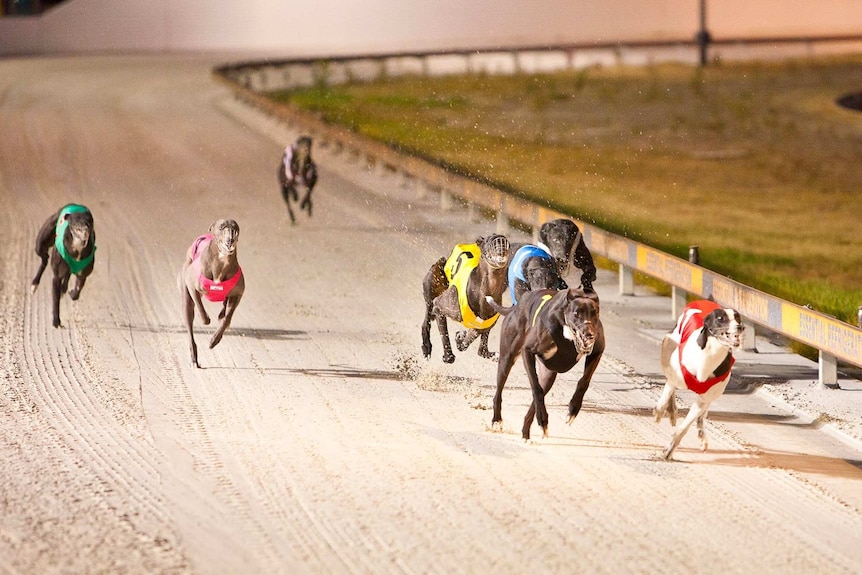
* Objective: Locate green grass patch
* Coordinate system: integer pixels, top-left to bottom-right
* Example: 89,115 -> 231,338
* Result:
268,56 -> 862,324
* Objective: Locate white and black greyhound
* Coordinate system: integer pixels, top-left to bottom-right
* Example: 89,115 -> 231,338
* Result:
655,299 -> 745,460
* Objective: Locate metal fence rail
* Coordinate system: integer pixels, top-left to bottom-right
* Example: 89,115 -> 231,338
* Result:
213,51 -> 862,385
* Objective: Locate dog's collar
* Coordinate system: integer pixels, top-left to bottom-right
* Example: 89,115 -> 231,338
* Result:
54,204 -> 95,275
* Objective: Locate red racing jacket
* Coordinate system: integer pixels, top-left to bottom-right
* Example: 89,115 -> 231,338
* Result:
673,300 -> 734,395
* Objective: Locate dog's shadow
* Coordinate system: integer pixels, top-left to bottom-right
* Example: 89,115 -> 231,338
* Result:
118,324 -> 308,341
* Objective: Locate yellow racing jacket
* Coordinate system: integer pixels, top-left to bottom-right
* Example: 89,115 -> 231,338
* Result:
444,243 -> 499,330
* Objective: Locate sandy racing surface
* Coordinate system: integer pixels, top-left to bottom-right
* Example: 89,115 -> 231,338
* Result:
1,55 -> 862,575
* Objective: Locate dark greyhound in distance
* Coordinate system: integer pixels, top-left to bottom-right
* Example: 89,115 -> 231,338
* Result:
31,203 -> 96,328
421,234 -> 510,363
278,136 -> 318,224
486,287 -> 605,441
178,219 -> 245,368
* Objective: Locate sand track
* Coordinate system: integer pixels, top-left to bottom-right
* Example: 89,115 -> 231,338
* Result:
1,55 -> 861,575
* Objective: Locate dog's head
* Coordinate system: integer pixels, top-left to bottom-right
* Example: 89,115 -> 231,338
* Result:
209,219 -> 240,256
699,307 -> 745,351
523,256 -> 558,291
63,210 -> 94,249
477,234 -> 510,269
563,288 -> 600,356
539,219 -> 580,276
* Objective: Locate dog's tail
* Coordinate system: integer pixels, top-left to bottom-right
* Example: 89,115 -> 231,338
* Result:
485,295 -> 514,315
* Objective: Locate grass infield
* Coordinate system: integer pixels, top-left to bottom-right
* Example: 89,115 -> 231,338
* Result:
269,56 -> 862,325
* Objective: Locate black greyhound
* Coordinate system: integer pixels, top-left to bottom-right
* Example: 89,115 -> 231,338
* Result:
486,287 -> 605,441
278,136 -> 318,225
31,204 -> 96,328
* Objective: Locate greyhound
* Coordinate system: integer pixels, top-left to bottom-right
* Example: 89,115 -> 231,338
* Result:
486,287 -> 605,441
31,204 -> 96,328
655,299 -> 744,460
421,234 -> 510,363
508,218 -> 597,301
278,136 -> 318,224
178,219 -> 245,368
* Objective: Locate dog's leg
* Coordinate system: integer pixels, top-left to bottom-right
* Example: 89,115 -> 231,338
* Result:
69,268 -> 91,301
566,350 -> 603,425
31,254 -> 49,293
521,362 -> 557,441
182,287 -> 200,368
435,316 -> 455,364
31,212 -> 57,293
662,400 -> 705,461
654,384 -> 678,427
300,189 -> 313,217
492,322 -> 524,431
421,298 -> 435,359
282,184 -> 297,224
522,351 -> 555,440
476,330 -> 497,361
455,328 -> 479,352
192,290 -> 210,325
209,294 -> 241,350
432,287 -> 461,364
697,409 -> 709,451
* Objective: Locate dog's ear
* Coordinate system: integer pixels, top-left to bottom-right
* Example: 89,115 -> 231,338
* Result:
697,313 -> 717,349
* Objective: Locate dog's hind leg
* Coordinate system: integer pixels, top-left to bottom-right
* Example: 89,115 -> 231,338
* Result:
31,214 -> 56,293
435,316 -> 455,364
697,409 -> 709,451
522,354 -> 557,441
476,330 -> 497,361
492,324 -> 524,430
432,286 -> 461,363
182,287 -> 200,368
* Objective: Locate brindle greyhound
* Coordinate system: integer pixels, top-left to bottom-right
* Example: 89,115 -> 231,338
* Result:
421,234 -> 510,363
485,287 -> 605,441
31,204 -> 96,328
278,136 -> 318,225
178,219 -> 245,368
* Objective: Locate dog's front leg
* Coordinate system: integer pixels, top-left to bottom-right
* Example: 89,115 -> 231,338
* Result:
192,291 -> 210,325
492,330 -> 523,431
566,350 -> 603,425
210,294 -> 241,350
662,400 -> 705,461
654,383 -> 678,427
69,270 -> 91,301
282,184 -> 297,224
455,328 -> 479,352
51,272 -> 70,328
300,189 -> 313,216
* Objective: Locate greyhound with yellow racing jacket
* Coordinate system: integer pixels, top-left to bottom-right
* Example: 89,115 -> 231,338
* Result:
421,234 -> 510,363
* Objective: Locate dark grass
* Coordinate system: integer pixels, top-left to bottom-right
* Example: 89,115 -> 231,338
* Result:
268,55 -> 862,324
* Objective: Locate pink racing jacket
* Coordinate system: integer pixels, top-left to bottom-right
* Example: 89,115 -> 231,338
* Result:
190,234 -> 242,303
673,300 -> 734,395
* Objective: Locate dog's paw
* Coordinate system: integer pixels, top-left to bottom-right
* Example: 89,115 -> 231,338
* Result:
30,283 -> 38,294
69,289 -> 80,301
209,333 -> 223,349
490,420 -> 504,432
200,313 -> 211,326
442,352 -> 455,364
